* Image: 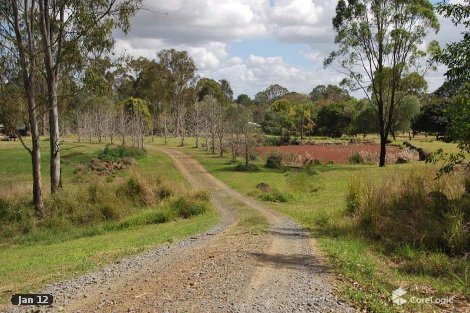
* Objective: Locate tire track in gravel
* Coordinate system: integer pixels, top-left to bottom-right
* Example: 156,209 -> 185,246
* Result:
6,147 -> 354,313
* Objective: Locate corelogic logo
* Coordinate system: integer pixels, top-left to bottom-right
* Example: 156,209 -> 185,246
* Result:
391,287 -> 407,306
391,287 -> 455,306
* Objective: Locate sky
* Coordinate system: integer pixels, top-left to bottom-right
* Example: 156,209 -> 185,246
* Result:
114,0 -> 466,98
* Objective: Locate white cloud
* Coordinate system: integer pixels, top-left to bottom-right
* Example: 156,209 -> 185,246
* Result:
267,0 -> 336,43
113,0 -> 462,97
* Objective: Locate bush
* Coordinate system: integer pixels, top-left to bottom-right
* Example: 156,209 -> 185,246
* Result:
348,152 -> 364,164
347,168 -> 470,255
170,196 -> 208,219
99,145 -> 146,162
116,175 -> 154,205
266,151 -> 283,169
301,162 -> 319,176
235,163 -> 259,172
263,136 -> 282,146
259,188 -> 289,203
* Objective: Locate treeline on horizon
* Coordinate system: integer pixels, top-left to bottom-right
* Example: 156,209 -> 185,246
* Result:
1,49 -> 459,146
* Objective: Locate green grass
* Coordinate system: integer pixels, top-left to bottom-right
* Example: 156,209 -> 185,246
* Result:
0,137 -> 218,304
156,139 -> 469,313
0,209 -> 217,303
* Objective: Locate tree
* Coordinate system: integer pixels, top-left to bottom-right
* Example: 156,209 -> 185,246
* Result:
0,2 -> 45,215
219,79 -> 233,101
326,0 -> 439,166
293,102 -> 314,141
429,84 -> 470,175
391,95 -> 420,139
316,103 -> 352,138
309,84 -> 350,105
200,95 -> 219,153
436,1 -> 470,85
352,107 -> 379,137
256,84 -> 289,102
448,84 -> 470,149
264,99 -> 294,139
412,99 -> 450,139
116,97 -> 150,149
236,94 -> 253,106
231,105 -> 260,167
36,0 -> 141,193
158,49 -> 197,146
131,57 -> 171,139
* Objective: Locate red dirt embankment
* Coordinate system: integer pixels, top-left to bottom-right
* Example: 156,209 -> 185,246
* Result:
256,144 -> 401,164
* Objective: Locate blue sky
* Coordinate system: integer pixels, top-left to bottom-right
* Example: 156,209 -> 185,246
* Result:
115,0 -> 464,98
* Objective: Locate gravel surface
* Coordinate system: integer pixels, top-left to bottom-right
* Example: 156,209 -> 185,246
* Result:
5,148 -> 354,313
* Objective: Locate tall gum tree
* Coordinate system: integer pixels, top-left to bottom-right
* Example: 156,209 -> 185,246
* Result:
37,0 -> 141,193
0,1 -> 45,215
325,0 -> 439,166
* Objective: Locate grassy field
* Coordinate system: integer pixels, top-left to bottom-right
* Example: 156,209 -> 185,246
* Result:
0,138 -> 218,304
151,138 -> 469,313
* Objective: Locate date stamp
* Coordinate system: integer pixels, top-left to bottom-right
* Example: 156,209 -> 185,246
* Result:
11,294 -> 53,306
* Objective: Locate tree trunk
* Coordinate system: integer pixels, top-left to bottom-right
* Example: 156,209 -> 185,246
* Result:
219,136 -> 223,157
211,131 -> 215,154
39,1 -> 61,193
379,132 -> 387,167
26,91 -> 45,216
10,0 -> 45,215
49,95 -> 61,193
245,139 -> 249,167
163,116 -> 168,144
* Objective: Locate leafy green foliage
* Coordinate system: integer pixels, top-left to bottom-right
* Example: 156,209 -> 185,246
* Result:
266,152 -> 283,169
259,188 -> 290,203
99,145 -> 147,162
326,0 -> 439,166
351,107 -> 379,136
436,1 -> 470,84
411,99 -> 451,138
316,103 -> 352,138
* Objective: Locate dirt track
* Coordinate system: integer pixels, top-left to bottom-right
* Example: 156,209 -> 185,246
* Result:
8,148 -> 353,313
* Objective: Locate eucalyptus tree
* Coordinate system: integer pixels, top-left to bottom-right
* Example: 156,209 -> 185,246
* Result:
219,79 -> 234,101
131,57 -> 171,139
325,0 -> 439,166
37,0 -> 141,193
0,1 -> 45,214
158,49 -> 197,144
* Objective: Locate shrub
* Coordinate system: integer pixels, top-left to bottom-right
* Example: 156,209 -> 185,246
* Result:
259,188 -> 289,203
266,151 -> 283,169
301,162 -> 319,176
263,136 -> 282,146
235,163 -> 259,172
116,175 -> 154,205
99,205 -> 121,221
348,152 -> 364,164
155,185 -> 173,200
99,145 -> 146,162
170,196 -> 208,219
347,168 -> 469,255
